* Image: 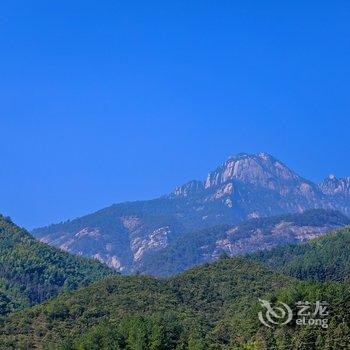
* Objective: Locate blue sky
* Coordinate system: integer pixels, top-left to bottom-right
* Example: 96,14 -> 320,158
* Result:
1,1 -> 350,228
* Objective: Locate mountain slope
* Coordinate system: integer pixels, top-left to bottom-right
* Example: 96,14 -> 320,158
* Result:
138,209 -> 350,276
250,226 -> 350,282
1,255 -> 350,349
32,152 -> 350,272
0,257 -> 295,349
0,215 -> 115,316
2,225 -> 350,349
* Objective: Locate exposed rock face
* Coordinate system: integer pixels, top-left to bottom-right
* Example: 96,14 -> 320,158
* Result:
205,153 -> 300,190
213,223 -> 331,258
138,209 -> 350,276
319,175 -> 350,196
131,227 -> 170,262
172,180 -> 204,197
32,152 -> 350,272
204,152 -> 321,208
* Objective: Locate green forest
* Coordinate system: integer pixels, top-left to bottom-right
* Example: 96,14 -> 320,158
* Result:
0,216 -> 350,349
0,215 -> 115,316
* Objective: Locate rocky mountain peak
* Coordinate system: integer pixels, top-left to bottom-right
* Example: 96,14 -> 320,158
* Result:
33,152 -> 350,273
319,175 -> 350,196
171,180 -> 205,198
204,152 -> 304,191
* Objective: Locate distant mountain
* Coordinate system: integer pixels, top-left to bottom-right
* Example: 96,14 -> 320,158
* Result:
250,226 -> 350,282
32,152 -> 350,272
319,174 -> 350,196
138,209 -> 350,276
0,215 -> 114,316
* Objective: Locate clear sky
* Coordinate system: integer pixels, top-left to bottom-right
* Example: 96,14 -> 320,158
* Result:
1,1 -> 350,229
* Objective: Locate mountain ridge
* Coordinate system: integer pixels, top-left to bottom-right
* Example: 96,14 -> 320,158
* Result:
32,152 -> 350,272
138,209 -> 350,276
0,215 -> 115,316
250,225 -> 350,282
3,225 -> 350,349
0,256 -> 296,349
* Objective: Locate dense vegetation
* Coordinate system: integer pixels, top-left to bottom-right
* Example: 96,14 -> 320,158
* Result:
0,257 -> 296,349
250,227 -> 350,282
1,251 -> 350,349
0,215 -> 115,316
65,280 -> 350,350
1,218 -> 350,349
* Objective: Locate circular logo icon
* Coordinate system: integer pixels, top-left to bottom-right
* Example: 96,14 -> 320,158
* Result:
258,298 -> 293,328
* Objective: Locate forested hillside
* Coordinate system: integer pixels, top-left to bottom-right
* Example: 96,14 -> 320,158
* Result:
1,219 -> 350,349
0,257 -> 295,349
250,226 -> 350,282
0,215 -> 115,316
1,253 -> 349,349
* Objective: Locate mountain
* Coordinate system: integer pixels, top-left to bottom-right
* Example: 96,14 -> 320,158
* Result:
1,251 -> 350,349
319,174 -> 350,196
138,209 -> 350,276
0,215 -> 115,316
250,226 -> 350,282
32,152 -> 350,272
